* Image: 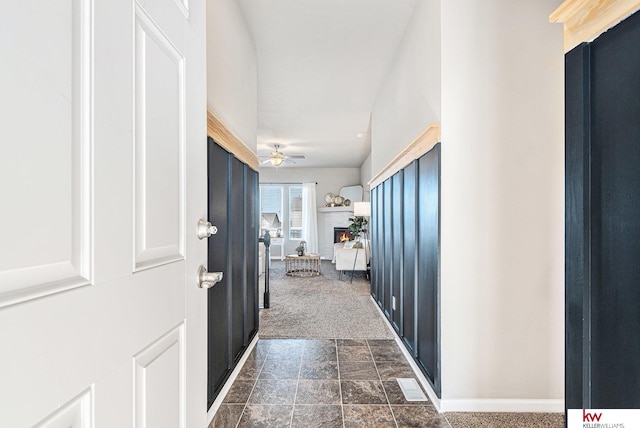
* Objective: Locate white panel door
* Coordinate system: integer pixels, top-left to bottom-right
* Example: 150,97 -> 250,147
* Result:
0,0 -> 208,426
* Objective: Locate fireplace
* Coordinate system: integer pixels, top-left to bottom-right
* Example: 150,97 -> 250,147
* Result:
334,227 -> 353,243
317,207 -> 353,259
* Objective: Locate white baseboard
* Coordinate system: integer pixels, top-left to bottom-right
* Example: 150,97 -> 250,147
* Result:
440,399 -> 564,413
370,296 -> 442,412
206,334 -> 259,426
369,296 -> 564,415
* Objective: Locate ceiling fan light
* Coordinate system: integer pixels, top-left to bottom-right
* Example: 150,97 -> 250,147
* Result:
270,151 -> 285,166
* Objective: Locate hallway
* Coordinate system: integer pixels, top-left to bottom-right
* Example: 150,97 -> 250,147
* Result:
209,262 -> 564,427
210,337 -> 445,427
212,260 -> 437,426
210,338 -> 564,427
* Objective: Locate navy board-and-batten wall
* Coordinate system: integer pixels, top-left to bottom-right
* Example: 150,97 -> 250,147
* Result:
370,143 -> 441,397
207,138 -> 259,409
564,9 -> 640,410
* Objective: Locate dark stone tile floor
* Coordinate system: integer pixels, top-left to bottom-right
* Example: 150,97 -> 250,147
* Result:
209,338 -> 564,428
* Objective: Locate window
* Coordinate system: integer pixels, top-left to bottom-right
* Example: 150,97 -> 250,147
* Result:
260,184 -> 305,241
289,186 -> 303,239
260,186 -> 283,237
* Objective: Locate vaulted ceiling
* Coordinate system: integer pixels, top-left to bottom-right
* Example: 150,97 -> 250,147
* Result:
238,0 -> 418,168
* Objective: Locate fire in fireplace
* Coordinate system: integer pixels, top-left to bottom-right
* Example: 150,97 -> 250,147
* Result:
334,227 -> 353,243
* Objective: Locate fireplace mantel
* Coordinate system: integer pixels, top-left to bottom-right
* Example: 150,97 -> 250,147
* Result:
318,206 -> 354,213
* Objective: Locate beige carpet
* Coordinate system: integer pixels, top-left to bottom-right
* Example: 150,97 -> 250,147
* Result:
258,261 -> 394,339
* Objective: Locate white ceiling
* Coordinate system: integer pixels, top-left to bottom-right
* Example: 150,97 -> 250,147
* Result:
238,0 -> 418,168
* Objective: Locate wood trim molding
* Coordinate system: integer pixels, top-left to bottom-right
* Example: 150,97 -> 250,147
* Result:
206,109 -> 259,171
368,123 -> 441,189
550,0 -> 640,52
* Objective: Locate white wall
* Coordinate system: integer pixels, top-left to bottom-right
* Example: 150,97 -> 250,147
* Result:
206,0 -> 257,149
370,0 -> 441,175
259,167 -> 362,209
370,0 -> 564,409
439,0 -> 564,406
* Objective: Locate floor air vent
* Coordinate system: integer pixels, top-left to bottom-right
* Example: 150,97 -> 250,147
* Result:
396,378 -> 428,402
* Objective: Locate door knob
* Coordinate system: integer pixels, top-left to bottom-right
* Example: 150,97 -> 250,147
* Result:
197,265 -> 223,288
197,219 -> 218,239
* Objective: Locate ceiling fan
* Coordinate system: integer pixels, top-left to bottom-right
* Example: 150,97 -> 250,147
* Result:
260,144 -> 305,167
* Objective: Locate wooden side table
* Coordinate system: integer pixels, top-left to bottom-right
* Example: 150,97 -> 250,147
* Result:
285,253 -> 321,277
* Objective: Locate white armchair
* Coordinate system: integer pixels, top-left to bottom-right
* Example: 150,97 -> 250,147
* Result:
334,240 -> 369,280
